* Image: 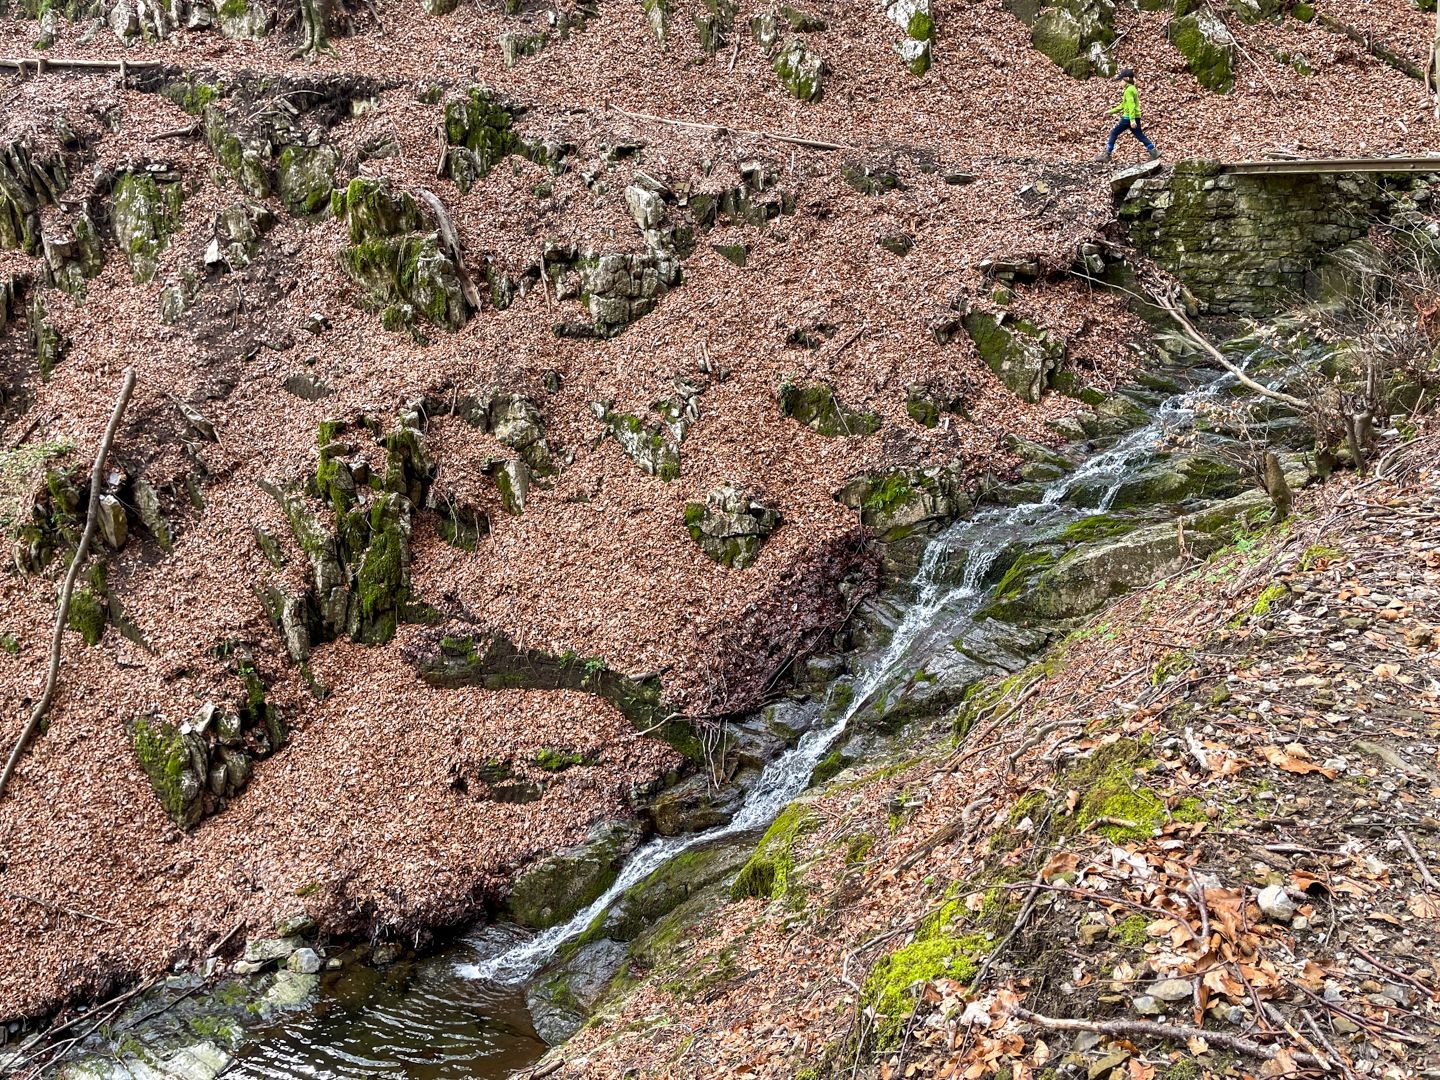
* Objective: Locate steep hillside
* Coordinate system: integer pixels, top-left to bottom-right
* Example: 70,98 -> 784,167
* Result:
0,0 -> 1435,1066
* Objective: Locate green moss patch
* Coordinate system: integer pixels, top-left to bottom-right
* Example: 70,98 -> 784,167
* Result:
863,931 -> 989,1048
730,803 -> 818,901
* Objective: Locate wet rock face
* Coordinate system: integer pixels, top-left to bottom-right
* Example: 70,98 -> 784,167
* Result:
526,939 -> 629,1045
685,485 -> 782,569
504,822 -> 641,929
332,178 -> 470,332
1168,9 -> 1236,91
962,310 -> 1065,403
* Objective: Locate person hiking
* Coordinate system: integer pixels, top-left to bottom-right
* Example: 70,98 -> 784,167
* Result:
1098,68 -> 1160,163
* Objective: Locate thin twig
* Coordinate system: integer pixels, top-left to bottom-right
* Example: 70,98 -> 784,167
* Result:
608,103 -> 853,151
1397,828 -> 1438,888
1010,1005 -> 1322,1068
0,367 -> 136,801
2,887 -> 116,925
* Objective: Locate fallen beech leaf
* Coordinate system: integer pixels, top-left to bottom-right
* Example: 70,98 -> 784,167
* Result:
1261,745 -> 1337,779
1032,1038 -> 1051,1066
1373,662 -> 1402,679
1408,892 -> 1440,918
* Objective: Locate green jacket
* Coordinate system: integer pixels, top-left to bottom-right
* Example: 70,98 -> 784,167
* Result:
1108,83 -> 1141,120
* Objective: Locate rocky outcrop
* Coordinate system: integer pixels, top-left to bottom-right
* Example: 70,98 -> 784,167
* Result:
685,485 -> 782,569
441,86 -> 524,194
127,649 -> 284,830
779,381 -> 882,437
41,211 -> 104,295
205,201 -> 276,273
773,38 -> 824,101
592,402 -> 682,480
884,0 -> 935,74
276,143 -> 339,214
1023,0 -> 1116,78
1168,9 -> 1236,92
111,169 -> 184,283
0,136 -> 70,254
332,178 -> 470,333
216,0 -> 273,39
505,822 -> 640,928
836,465 -> 974,543
962,310 -> 1065,403
695,0 -> 737,52
28,290 -> 65,378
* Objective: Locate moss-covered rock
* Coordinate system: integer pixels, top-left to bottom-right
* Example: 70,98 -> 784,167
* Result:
129,715 -> 206,829
963,310 -> 1065,403
773,38 -> 824,100
44,211 -> 105,295
111,172 -> 183,283
1168,10 -> 1236,92
695,0 -> 738,52
276,144 -> 339,215
684,484 -> 781,569
28,291 -> 65,379
834,466 -> 972,542
580,250 -> 682,336
884,0 -> 934,73
730,802 -> 818,900
864,930 -> 989,1047
643,0 -> 670,43
593,403 -> 681,481
1028,0 -> 1115,78
505,822 -> 640,928
216,0 -> 272,38
442,87 -> 523,194
778,381 -> 882,437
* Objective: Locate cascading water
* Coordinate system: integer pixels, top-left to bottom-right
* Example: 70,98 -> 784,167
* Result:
459,355 -> 1252,985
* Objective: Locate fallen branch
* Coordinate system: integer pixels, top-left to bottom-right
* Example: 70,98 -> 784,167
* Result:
1154,287 -> 1310,412
1010,1005 -> 1322,1068
0,367 -> 136,802
416,188 -> 484,312
2,887 -> 116,925
1397,828 -> 1438,889
0,56 -> 164,72
608,104 -> 854,152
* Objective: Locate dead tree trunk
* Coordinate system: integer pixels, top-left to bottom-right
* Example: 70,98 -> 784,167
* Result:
1260,451 -> 1293,521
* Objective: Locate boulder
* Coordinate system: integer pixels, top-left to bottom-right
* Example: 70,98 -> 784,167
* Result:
778,381 -> 881,437
111,172 -> 183,284
441,87 -> 522,194
593,403 -> 681,480
835,465 -> 972,542
132,478 -> 173,550
684,484 -> 781,569
885,0 -> 934,74
1168,10 -> 1236,92
773,38 -> 824,100
581,250 -> 682,336
217,0 -> 273,38
276,144 -> 340,215
963,310 -> 1065,403
525,939 -> 629,1045
696,0 -> 738,52
97,494 -> 128,550
504,822 -> 641,929
1029,0 -> 1116,78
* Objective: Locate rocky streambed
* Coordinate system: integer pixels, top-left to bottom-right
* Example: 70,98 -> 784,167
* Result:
22,319 -> 1342,1079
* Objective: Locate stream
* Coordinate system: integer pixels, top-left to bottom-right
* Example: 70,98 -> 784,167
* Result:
51,354 -> 1269,1079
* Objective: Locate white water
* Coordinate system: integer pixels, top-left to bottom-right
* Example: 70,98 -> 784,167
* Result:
460,359 -> 1258,985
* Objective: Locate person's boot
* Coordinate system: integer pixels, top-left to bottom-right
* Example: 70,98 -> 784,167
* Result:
1148,148 -> 1161,161
1096,151 -> 1112,163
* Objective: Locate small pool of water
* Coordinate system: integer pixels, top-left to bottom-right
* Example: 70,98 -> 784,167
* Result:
226,938 -> 545,1079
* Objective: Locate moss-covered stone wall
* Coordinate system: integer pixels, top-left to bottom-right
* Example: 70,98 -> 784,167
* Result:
1120,161 -> 1383,315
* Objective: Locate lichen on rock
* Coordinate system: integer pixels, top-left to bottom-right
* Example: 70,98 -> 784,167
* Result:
778,380 -> 882,437
592,402 -> 681,481
772,38 -> 824,101
962,309 -> 1066,403
885,0 -> 935,74
110,171 -> 183,284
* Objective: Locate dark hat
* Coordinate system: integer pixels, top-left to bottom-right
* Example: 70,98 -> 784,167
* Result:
1115,68 -> 1136,80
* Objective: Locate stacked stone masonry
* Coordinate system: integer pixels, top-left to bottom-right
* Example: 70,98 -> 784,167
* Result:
1120,161 -> 1382,315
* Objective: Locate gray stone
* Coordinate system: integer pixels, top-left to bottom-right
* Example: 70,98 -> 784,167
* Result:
243,935 -> 302,964
684,484 -> 781,569
1168,9 -> 1236,92
97,494 -> 128,550
1257,883 -> 1297,923
963,310 -> 1065,403
1131,994 -> 1163,1015
287,947 -> 322,974
1148,978 -> 1194,1002
132,478 -> 173,550
504,822 -> 641,928
525,939 -> 629,1045
262,970 -> 318,1010
773,38 -> 823,100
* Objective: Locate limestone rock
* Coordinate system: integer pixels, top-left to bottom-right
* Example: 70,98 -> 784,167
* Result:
493,458 -> 530,515
261,970 -> 318,1011
42,211 -> 105,295
244,936 -> 302,964
28,292 -> 65,379
1029,0 -> 1116,78
204,105 -> 273,198
773,38 -> 824,101
885,0 -> 934,73
684,484 -> 781,569
286,948 -> 322,974
276,144 -> 340,215
1149,978 -> 1194,1002
1168,9 -> 1236,92
581,250 -> 682,336
132,478 -> 174,550
593,403 -> 681,481
217,0 -> 273,38
643,0 -> 670,42
97,494 -> 128,550
1257,883 -> 1297,922
441,87 -> 522,194
963,310 -> 1065,403
695,0 -> 737,52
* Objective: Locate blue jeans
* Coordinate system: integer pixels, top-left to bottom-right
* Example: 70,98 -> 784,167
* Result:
1107,118 -> 1155,153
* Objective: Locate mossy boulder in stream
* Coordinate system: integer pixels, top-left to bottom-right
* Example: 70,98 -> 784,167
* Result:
1168,10 -> 1236,91
111,171 -> 184,283
779,381 -> 881,437
684,484 -> 781,569
505,822 -> 641,928
982,488 -> 1271,623
526,938 -> 629,1045
1067,452 -> 1249,509
963,310 -> 1065,403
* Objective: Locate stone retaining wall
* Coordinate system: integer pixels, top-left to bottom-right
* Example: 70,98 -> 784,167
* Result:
1119,160 -> 1385,315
